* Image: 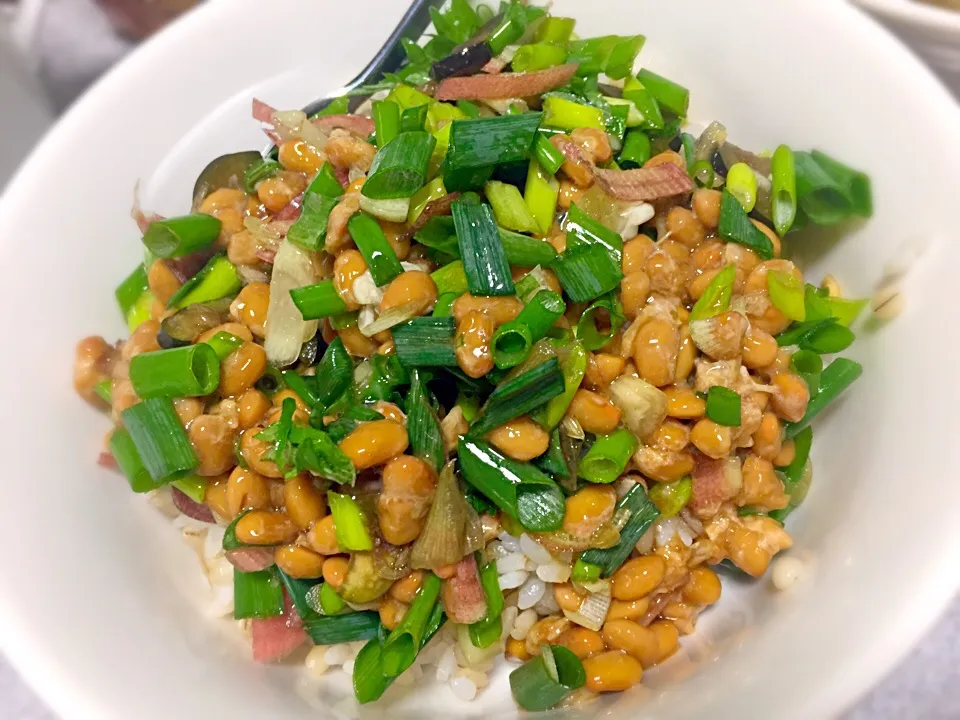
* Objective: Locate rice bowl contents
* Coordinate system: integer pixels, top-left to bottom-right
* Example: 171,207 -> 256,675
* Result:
72,0 -> 870,710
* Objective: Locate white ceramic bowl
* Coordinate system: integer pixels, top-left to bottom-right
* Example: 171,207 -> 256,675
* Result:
1,1 -> 959,718
855,0 -> 960,95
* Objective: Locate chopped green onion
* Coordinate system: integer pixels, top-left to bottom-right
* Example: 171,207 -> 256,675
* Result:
408,370 -> 444,472
576,294 -> 624,351
393,317 -> 458,367
494,291 -> 566,369
430,0 -> 480,44
306,162 -> 346,198
408,177 -> 446,224
166,254 -> 241,309
347,213 -> 404,286
512,43 -> 568,72
510,644 -> 586,711
790,349 -> 823,396
769,425 -> 814,524
579,484 -> 659,576
385,84 -> 433,110
690,160 -> 715,188
725,162 -> 758,213
233,567 -> 284,619
242,159 -> 281,194
456,100 -> 481,118
373,100 -> 401,148
648,476 -> 692,518
280,370 -> 321,409
799,322 -> 855,354
717,190 -> 774,260
619,130 -> 652,169
706,386 -> 741,426
485,180 -> 540,234
319,582 -> 346,615
444,113 -> 542,187
571,557 -> 602,584
430,260 -> 469,296
290,280 -> 348,320
785,358 -> 862,439
550,244 -> 623,303
288,193 -> 339,251
535,16 -> 575,43
622,76 -> 665,131
129,344 -> 220,399
307,610 -> 382,644
433,292 -> 457,317
794,150 -> 872,226
771,145 -> 797,235
362,131 -> 436,200
115,265 -> 149,320
579,428 -> 638,484
469,560 -> 505,649
172,476 -> 208,504
502,229 -> 559,267
142,214 -> 221,259
94,379 -> 113,404
204,331 -> 243,361
542,95 -> 605,132
324,405 -> 384,444
524,160 -> 560,235
327,492 -> 373,551
471,357 -> 565,436
312,95 -> 350,117
635,68 -> 689,117
534,133 -> 565,177
827,296 -> 868,327
688,264 -> 735,322
109,428 -> 160,492
768,270 -> 806,322
568,35 -> 645,79
121,398 -> 198,482
453,201 -> 515,296
536,339 -> 588,429
486,16 -> 524,56
353,605 -> 445,704
565,202 -> 623,262
381,573 -> 442,677
458,438 -> 565,532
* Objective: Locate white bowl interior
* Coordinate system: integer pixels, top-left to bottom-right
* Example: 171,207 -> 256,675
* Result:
1,1 -> 959,719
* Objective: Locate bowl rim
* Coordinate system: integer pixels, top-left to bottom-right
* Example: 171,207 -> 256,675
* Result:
855,0 -> 960,33
2,1 -> 960,719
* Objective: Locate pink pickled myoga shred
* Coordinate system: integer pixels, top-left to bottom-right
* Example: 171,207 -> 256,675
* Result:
434,63 -> 579,101
596,162 -> 696,202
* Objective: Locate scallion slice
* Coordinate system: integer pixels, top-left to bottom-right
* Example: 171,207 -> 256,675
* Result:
142,214 -> 221,259
204,331 -> 243,361
579,484 -> 659,576
790,349 -> 823,397
501,229 -> 559,266
493,291 -> 566,369
524,159 -> 560,235
794,150 -> 872,226
771,145 -> 797,235
327,492 -> 374,551
509,644 -> 586,711
536,15 -> 575,43
121,398 -> 199,482
109,428 -> 161,492
648,476 -> 692,518
485,180 -> 540,234
444,113 -> 542,181
619,130 -> 652,169
129,344 -> 220,399
318,582 -> 347,615
288,193 -> 339,251
513,42 -> 569,72
233,567 -> 284,619
115,265 -> 149,320
381,573 -> 442,677
94,379 -> 112,404
542,95 -> 605,132
535,338 -> 588,430
362,131 -> 436,200
373,100 -> 401,148
636,68 -> 689,117
706,386 -> 741,427
622,76 -> 665,131
290,280 -> 348,320
407,370 -> 444,471
166,254 -> 241,309
717,190 -> 774,260
408,177 -> 447,224
579,428 -> 638,484
799,321 -> 856,354
725,162 -> 758,213
768,270 -> 806,322
550,244 -> 623,303
324,405 -> 384,444
469,560 -> 504,649
534,133 -> 565,177
471,357 -> 565,436
393,317 -> 458,367
784,358 -> 861,439
306,162 -> 345,198
458,438 -> 565,532
453,201 -> 515,297
242,159 -> 281,193
430,260 -> 469,296
347,213 -> 404,286
576,293 -> 625,351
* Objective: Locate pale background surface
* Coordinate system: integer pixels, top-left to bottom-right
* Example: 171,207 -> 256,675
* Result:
0,0 -> 958,717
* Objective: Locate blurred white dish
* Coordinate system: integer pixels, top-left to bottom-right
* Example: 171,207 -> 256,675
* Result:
0,1 -> 959,719
856,0 -> 960,95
